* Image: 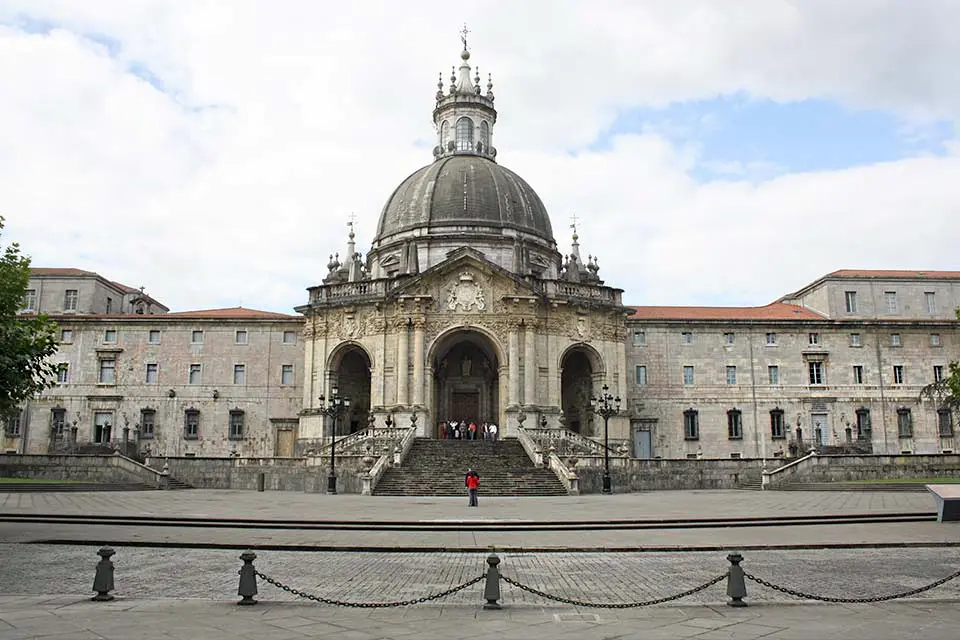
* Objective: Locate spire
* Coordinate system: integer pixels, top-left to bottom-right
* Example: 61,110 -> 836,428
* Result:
569,218 -> 582,263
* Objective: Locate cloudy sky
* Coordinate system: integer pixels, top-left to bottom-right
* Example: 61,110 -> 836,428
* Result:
2,0 -> 958,313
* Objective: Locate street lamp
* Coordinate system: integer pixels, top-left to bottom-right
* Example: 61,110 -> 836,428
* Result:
589,383 -> 621,495
319,385 -> 351,495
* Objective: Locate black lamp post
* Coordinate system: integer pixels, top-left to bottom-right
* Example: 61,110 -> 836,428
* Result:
319,386 -> 350,495
589,383 -> 621,495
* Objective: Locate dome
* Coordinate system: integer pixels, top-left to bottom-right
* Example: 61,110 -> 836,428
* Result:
373,155 -> 555,245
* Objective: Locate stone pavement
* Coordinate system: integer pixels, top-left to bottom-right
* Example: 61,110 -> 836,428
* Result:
2,594 -> 960,639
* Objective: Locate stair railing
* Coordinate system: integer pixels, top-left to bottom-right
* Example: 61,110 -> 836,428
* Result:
521,427 -> 618,458
515,425 -> 544,467
112,452 -> 167,489
761,451 -> 818,489
546,450 -> 579,495
392,427 -> 417,467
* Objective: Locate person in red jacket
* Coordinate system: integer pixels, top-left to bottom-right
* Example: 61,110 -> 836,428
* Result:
465,468 -> 480,507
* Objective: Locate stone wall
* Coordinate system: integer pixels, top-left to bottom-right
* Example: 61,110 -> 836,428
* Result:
572,457 -> 778,493
0,454 -> 144,484
764,453 -> 960,486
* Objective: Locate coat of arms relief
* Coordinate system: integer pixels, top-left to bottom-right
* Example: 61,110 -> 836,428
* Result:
446,271 -> 486,312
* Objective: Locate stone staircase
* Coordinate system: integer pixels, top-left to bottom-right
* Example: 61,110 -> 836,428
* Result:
373,438 -> 569,497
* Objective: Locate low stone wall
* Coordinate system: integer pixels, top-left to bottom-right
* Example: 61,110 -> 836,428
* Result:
0,454 -> 136,484
145,456 -> 372,493
766,453 -> 960,487
572,457 -> 778,493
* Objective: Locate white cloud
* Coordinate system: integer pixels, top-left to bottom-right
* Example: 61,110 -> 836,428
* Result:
1,0 -> 958,312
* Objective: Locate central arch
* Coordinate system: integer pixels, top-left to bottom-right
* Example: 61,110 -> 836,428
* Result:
429,327 -> 503,438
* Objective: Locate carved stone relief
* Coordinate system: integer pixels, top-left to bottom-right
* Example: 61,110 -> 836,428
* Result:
446,271 -> 486,312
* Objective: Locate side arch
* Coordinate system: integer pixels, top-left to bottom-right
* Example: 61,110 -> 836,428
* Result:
325,341 -> 373,435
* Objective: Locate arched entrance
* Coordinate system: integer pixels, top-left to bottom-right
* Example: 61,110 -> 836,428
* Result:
329,344 -> 372,435
560,345 -> 603,435
431,329 -> 501,437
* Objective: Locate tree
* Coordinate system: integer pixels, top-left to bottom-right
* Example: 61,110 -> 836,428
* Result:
920,307 -> 960,412
0,217 -> 58,420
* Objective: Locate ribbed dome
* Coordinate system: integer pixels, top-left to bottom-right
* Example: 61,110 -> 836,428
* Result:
374,155 -> 555,244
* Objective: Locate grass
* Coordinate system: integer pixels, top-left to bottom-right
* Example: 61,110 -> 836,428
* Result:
835,477 -> 960,484
0,477 -> 90,484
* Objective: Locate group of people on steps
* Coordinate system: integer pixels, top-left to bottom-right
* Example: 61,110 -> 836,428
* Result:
439,419 -> 499,441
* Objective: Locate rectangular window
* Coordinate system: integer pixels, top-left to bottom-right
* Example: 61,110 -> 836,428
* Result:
145,363 -> 158,384
885,291 -> 898,313
853,365 -> 864,384
281,364 -> 295,385
229,410 -> 245,440
765,332 -> 777,345
897,408 -> 913,438
148,330 -> 161,344
682,366 -> 694,385
726,365 -> 737,385
727,409 -> 743,439
890,333 -> 901,347
93,411 -> 112,443
808,332 -> 820,346
938,409 -> 954,438
60,328 -> 73,343
140,409 -> 155,438
844,291 -> 857,313
283,330 -> 297,344
235,330 -> 248,345
23,289 -> 37,311
934,365 -> 944,382
188,364 -> 202,385
808,361 -> 824,385
632,330 -> 646,346
98,358 -> 116,384
770,409 -> 785,439
5,411 -> 21,436
51,408 -> 66,436
768,365 -> 779,385
723,332 -> 735,345
191,330 -> 204,344
681,332 -> 694,345
931,334 -> 942,347
103,329 -> 117,343
683,409 -> 699,441
184,409 -> 199,439
64,289 -> 78,311
56,363 -> 69,385
634,365 -> 647,386
105,297 -> 113,314
893,365 -> 904,384
925,291 -> 937,314
233,364 -> 246,385
850,333 -> 862,347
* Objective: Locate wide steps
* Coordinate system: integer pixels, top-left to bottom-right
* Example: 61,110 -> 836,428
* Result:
0,482 -> 156,492
776,482 -> 934,492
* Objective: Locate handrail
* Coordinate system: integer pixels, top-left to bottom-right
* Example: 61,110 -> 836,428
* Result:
516,425 -> 544,467
761,451 -> 817,488
393,427 -> 417,467
363,453 -> 392,496
546,452 -> 579,495
522,427 -> 618,456
112,453 -> 166,488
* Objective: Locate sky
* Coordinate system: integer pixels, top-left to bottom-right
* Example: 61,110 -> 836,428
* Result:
2,0 -> 959,313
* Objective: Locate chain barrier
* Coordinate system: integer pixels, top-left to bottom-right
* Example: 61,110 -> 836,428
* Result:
256,571 -> 485,608
500,572 -> 728,609
743,566 -> 960,604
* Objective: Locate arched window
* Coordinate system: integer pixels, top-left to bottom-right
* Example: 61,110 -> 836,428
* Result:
456,117 -> 474,151
440,121 -> 449,148
479,121 -> 489,148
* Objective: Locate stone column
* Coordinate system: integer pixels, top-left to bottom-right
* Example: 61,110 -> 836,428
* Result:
396,318 -> 409,405
508,324 -> 520,406
412,318 -> 425,407
523,321 -> 536,406
548,330 -> 560,409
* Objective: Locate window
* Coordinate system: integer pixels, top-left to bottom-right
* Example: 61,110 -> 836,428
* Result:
281,364 -> 294,385
23,289 -> 37,311
191,330 -> 203,344
931,334 -> 942,347
632,330 -> 645,346
938,409 -> 954,438
105,297 -> 113,314
765,332 -> 777,345
56,363 -> 69,385
282,330 -> 297,345
844,291 -> 857,313
60,328 -> 73,343
145,363 -> 158,384
140,409 -> 155,438
770,409 -> 785,439
850,333 -> 862,347
853,365 -> 864,384
440,121 -> 449,147
808,333 -> 820,346
93,411 -> 112,443
479,120 -> 490,148
64,289 -> 78,311
456,117 -> 474,151
934,365 -> 944,382
723,332 -> 735,345
890,333 -> 901,347
5,411 -> 21,436
184,409 -> 199,439
148,330 -> 161,344
98,358 -> 116,384
768,365 -> 780,385
808,361 -> 824,385
727,409 -> 743,439
884,291 -> 897,313
103,329 -> 117,343
683,409 -> 699,440
233,364 -> 246,385
730,452 -> 742,459
634,365 -> 647,386
893,365 -> 904,384
681,332 -> 694,344
726,366 -> 737,385
51,408 -> 66,436
188,364 -> 202,385
682,366 -> 694,385
229,410 -> 245,440
235,330 -> 248,345
897,407 -> 913,438
925,291 -> 937,314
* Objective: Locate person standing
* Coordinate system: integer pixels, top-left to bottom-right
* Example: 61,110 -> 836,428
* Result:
465,468 -> 480,507
488,422 -> 498,443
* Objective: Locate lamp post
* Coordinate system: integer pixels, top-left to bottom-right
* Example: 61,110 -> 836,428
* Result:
589,383 -> 621,495
319,386 -> 350,495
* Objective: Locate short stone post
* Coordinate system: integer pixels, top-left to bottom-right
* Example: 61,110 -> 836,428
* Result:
483,551 -> 502,610
159,462 -> 170,490
237,550 -> 258,605
726,552 -> 747,607
91,546 -> 116,601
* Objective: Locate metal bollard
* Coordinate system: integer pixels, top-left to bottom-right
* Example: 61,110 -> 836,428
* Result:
726,552 -> 748,607
257,472 -> 265,492
237,550 -> 258,605
483,551 -> 502,609
91,546 -> 116,602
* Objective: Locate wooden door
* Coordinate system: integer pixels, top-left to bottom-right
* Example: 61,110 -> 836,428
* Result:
276,428 -> 295,457
451,391 -> 480,424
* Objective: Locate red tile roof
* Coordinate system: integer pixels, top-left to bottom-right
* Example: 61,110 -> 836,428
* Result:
627,302 -> 825,321
826,269 -> 960,280
163,307 -> 302,320
29,267 -> 99,277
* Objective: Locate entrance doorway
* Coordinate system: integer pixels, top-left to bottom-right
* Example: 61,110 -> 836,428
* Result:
330,345 -> 372,435
432,330 -> 500,437
560,346 -> 602,435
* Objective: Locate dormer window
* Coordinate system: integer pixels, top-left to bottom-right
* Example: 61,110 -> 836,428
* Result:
456,117 -> 474,151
